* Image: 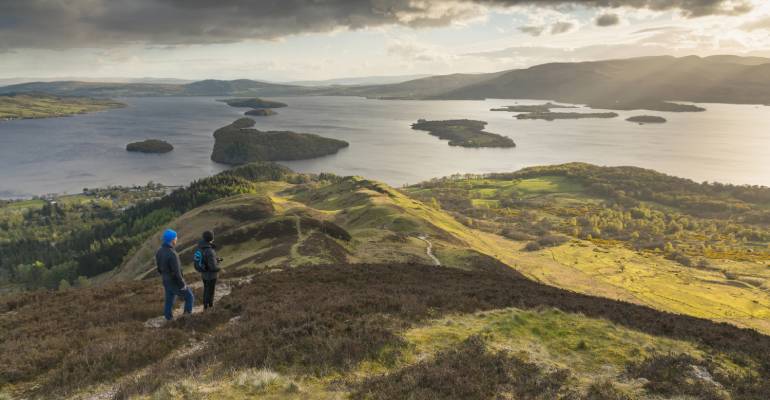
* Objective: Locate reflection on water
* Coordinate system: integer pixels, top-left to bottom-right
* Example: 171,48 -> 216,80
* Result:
0,96 -> 768,198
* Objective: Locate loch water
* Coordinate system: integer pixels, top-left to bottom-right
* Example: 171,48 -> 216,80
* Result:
1,96 -> 768,198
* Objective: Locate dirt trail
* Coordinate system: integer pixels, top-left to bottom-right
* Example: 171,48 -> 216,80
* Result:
418,235 -> 441,266
143,280 -> 234,329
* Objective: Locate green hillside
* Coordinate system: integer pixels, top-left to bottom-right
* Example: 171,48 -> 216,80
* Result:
0,93 -> 124,120
405,163 -> 770,333
2,163 -> 770,399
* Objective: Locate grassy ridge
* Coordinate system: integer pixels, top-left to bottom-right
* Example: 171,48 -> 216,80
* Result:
0,93 -> 124,120
405,163 -> 770,333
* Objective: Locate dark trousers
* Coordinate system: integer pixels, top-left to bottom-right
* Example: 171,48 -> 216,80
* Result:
203,279 -> 217,309
163,283 -> 194,320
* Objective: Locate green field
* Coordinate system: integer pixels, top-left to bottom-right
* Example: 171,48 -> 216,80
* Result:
0,93 -> 124,120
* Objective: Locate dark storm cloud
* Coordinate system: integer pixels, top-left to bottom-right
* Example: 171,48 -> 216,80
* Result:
595,13 -> 621,27
0,0 -> 752,50
474,0 -> 752,17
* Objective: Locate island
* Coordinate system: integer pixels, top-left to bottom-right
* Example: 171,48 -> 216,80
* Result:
126,139 -> 174,154
411,119 -> 515,148
0,93 -> 125,121
588,100 -> 705,113
211,118 -> 349,165
245,108 -> 277,116
516,112 -> 619,121
218,97 -> 288,109
490,102 -> 576,113
626,115 -> 667,124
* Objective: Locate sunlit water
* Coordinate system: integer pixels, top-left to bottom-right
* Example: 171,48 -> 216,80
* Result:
0,96 -> 768,198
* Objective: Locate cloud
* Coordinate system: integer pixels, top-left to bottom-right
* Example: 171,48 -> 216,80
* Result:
519,25 -> 546,36
742,16 -> 770,31
550,21 -> 576,34
386,38 -> 452,62
0,0 -> 753,50
475,0 -> 753,18
595,13 -> 621,27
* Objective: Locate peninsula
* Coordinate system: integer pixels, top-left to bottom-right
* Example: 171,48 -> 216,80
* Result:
219,97 -> 287,109
490,102 -> 576,113
211,118 -> 349,165
0,93 -> 124,121
411,119 -> 515,148
516,112 -> 619,121
126,139 -> 174,154
589,100 -> 705,113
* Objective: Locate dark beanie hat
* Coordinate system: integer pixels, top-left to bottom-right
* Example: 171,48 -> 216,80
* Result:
203,230 -> 214,242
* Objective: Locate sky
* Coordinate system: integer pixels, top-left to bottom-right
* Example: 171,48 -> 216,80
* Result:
1,0 -> 770,82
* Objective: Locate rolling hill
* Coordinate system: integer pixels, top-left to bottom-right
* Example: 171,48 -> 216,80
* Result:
2,162 -> 770,399
2,55 -> 769,109
341,55 -> 770,108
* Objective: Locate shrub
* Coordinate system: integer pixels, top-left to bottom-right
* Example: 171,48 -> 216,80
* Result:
235,369 -> 281,392
626,354 -> 729,400
586,380 -> 635,400
353,335 -> 574,400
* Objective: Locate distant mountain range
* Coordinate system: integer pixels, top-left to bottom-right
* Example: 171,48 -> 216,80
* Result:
2,55 -> 769,107
286,74 -> 432,86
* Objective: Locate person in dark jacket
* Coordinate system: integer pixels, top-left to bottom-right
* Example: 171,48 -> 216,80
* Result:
155,228 -> 194,320
198,230 -> 221,309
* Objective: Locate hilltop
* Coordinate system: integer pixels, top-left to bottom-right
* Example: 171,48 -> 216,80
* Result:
1,162 -> 770,399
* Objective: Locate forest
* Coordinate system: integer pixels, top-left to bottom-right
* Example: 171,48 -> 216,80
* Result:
407,163 -> 770,267
0,163 -> 297,290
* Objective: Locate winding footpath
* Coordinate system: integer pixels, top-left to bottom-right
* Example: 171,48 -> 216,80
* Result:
418,235 -> 441,266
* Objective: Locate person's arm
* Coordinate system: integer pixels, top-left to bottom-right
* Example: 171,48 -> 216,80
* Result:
170,252 -> 187,288
206,247 -> 220,272
155,251 -> 163,275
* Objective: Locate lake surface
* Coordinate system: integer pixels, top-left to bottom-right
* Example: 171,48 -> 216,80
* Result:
1,96 -> 769,198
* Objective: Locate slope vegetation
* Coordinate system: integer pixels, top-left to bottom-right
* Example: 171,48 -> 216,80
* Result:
406,163 -> 770,333
2,163 -> 770,399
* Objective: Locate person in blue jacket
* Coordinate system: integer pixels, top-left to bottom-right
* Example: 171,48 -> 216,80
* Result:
155,229 -> 194,320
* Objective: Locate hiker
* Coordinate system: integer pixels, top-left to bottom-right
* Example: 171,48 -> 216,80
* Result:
194,230 -> 222,309
155,228 -> 194,320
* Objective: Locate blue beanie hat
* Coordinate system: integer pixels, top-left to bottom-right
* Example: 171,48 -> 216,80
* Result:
162,228 -> 177,244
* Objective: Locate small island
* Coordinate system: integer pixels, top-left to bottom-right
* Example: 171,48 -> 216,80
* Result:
126,139 -> 174,154
490,102 -> 576,113
211,118 -> 349,165
588,100 -> 705,113
516,112 -> 619,121
0,93 -> 125,121
411,119 -> 515,148
626,115 -> 667,124
245,109 -> 277,116
219,98 -> 288,109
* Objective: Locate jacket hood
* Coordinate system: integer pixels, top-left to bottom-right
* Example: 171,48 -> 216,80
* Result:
198,240 -> 215,249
